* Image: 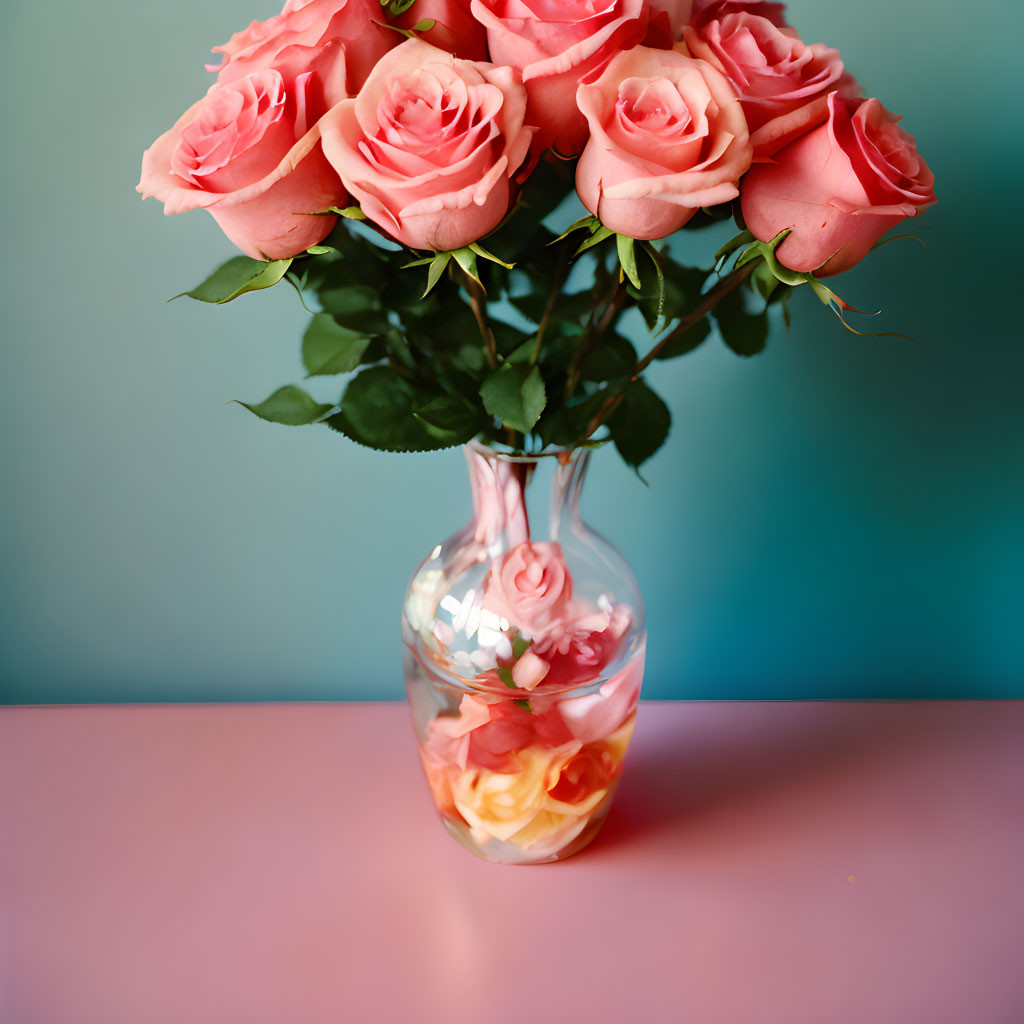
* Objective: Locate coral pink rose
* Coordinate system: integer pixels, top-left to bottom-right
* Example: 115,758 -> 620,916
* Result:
394,0 -> 489,61
209,0 -> 395,96
546,726 -> 631,805
423,693 -> 575,773
465,699 -> 576,772
138,67 -> 346,259
470,0 -> 653,155
683,13 -> 848,158
648,1 -> 694,37
575,46 -> 752,239
512,604 -> 632,690
320,39 -> 532,251
559,651 -> 644,744
740,92 -> 936,276
482,541 -> 573,638
689,0 -> 787,30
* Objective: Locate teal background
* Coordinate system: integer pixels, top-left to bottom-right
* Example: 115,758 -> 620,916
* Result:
1,1 -> 1021,703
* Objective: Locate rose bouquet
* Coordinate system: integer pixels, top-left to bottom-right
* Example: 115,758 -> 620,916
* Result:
139,0 -> 936,862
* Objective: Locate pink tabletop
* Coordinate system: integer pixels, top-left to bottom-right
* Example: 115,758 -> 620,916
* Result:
1,701 -> 1022,1024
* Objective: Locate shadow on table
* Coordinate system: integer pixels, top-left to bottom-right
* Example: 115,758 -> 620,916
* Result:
592,701 -> 973,856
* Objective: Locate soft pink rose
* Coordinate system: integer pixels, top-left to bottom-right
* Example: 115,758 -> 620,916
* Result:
138,67 -> 346,259
423,692 -> 575,773
394,0 -> 489,60
546,734 -> 627,805
470,0 -> 653,155
740,92 -> 936,276
482,541 -> 573,638
319,39 -> 532,251
533,606 -> 630,686
575,45 -> 752,239
683,13 -> 847,158
209,0 -> 395,96
689,0 -> 787,30
648,1 -> 694,37
512,603 -> 632,690
559,651 -> 644,744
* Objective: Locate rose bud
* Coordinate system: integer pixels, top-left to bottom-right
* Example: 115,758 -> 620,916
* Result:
740,92 -> 936,276
138,67 -> 347,260
209,0 -> 396,96
319,39 -> 532,252
393,0 -> 489,61
470,0 -> 653,155
575,45 -> 752,239
683,11 -> 850,158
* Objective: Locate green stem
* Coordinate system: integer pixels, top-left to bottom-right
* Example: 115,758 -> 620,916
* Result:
635,261 -> 756,375
464,272 -> 497,370
584,261 -> 757,440
564,277 -> 626,403
531,248 -> 570,366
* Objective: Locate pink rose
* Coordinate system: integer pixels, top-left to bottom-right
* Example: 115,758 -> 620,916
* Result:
683,13 -> 847,158
740,92 -> 936,276
482,541 -> 573,638
512,604 -> 631,690
559,651 -> 644,744
648,1 -> 694,37
423,693 -> 575,773
209,0 -> 396,96
546,735 -> 626,805
575,45 -> 752,239
394,0 -> 489,61
470,0 -> 652,155
689,0 -> 787,30
319,39 -> 532,251
138,67 -> 346,259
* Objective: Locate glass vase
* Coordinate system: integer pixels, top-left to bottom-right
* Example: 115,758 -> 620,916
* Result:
402,441 -> 645,864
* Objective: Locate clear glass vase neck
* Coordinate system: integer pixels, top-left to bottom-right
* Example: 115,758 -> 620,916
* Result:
463,442 -> 590,549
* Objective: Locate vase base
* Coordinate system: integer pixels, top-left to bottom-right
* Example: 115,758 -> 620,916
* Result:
439,791 -> 619,865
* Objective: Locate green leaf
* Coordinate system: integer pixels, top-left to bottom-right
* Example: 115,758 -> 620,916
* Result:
173,256 -> 292,304
468,241 -> 515,269
607,380 -> 671,471
662,261 -> 711,322
750,260 -> 780,302
480,363 -> 546,434
413,395 -> 483,440
715,230 -> 756,268
302,314 -> 374,376
655,316 -> 712,359
423,252 -> 452,297
581,335 -> 637,382
616,234 -> 642,289
410,18 -> 436,31
713,288 -> 769,357
452,247 -> 480,284
627,243 -> 667,331
550,214 -> 601,245
575,224 -> 614,256
306,245 -> 335,255
235,385 -> 333,426
318,281 -> 391,334
330,366 -> 482,452
536,390 -> 606,450
320,205 -> 366,220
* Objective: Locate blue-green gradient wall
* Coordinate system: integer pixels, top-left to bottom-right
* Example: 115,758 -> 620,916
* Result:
1,1 -> 1020,702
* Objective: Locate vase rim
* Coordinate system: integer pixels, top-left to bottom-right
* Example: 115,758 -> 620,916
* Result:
465,437 -> 592,464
